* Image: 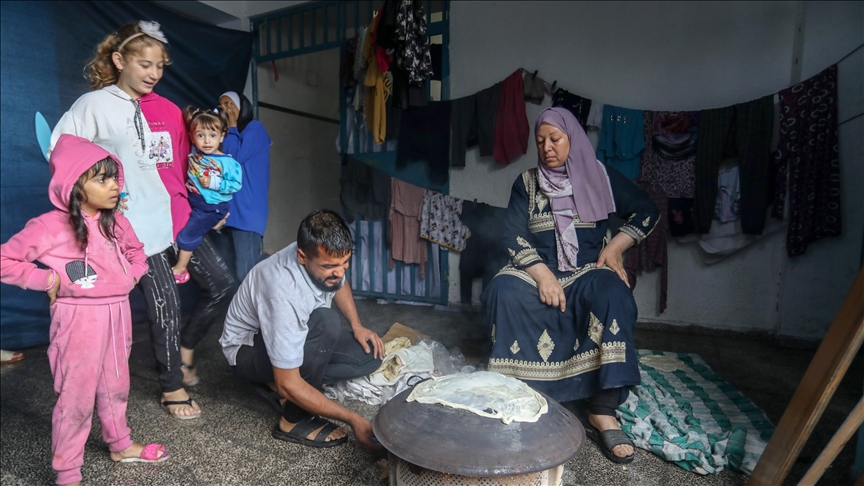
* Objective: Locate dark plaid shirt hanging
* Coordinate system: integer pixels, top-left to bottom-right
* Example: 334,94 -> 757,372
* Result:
772,65 -> 842,257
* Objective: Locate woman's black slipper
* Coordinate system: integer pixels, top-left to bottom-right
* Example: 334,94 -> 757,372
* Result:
271,416 -> 348,448
584,422 -> 635,464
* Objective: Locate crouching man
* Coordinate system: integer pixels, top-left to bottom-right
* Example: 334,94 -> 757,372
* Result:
220,209 -> 384,450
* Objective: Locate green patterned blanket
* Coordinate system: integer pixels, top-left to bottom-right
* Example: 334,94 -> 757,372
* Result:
618,350 -> 775,475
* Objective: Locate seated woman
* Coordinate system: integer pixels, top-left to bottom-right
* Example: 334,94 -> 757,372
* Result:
482,107 -> 659,464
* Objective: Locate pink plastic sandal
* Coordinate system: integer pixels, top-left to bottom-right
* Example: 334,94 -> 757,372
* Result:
119,443 -> 170,463
173,270 -> 190,284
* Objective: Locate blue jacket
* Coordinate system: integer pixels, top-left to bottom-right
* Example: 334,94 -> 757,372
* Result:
186,151 -> 243,205
223,121 -> 271,236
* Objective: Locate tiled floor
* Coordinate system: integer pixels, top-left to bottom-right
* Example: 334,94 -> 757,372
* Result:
1,298 -> 861,485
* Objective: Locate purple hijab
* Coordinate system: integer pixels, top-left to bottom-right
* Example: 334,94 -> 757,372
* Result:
536,107 -> 616,270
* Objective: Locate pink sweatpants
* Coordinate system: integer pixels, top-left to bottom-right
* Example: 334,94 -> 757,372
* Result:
47,299 -> 134,485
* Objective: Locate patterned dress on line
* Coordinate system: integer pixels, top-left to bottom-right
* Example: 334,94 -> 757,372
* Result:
482,166 -> 660,403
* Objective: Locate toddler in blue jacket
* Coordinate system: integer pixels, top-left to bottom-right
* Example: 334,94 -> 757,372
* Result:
172,108 -> 242,283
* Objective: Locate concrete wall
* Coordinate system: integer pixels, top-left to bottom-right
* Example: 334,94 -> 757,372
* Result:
256,48 -> 342,253
190,0 -> 862,338
446,1 -> 863,338
776,1 -> 864,337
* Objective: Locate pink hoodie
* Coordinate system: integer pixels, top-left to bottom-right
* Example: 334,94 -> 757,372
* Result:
0,135 -> 148,304
139,92 -> 191,240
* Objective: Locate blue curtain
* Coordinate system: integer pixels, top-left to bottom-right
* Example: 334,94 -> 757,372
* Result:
0,1 -> 253,349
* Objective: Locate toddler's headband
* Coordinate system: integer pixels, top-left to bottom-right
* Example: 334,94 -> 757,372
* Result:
116,20 -> 168,53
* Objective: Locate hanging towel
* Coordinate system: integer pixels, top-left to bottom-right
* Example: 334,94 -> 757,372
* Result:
637,111 -> 699,198
693,96 -> 773,235
493,70 -> 530,165
396,101 -> 452,185
389,178 -> 427,277
586,102 -> 604,129
772,65 -> 841,256
596,105 -> 645,180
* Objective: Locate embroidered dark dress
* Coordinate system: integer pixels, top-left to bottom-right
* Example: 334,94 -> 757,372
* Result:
482,166 -> 660,403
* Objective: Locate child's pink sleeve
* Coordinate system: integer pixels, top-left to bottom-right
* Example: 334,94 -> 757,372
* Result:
0,218 -> 55,291
116,214 -> 149,282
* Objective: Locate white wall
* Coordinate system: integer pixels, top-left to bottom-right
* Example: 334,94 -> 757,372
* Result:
776,1 -> 864,337
257,48 -> 342,253
447,1 -> 863,338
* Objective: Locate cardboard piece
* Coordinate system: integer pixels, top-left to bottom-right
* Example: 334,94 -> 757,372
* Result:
382,322 -> 430,345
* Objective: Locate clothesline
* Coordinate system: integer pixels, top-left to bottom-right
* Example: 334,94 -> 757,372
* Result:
512,50 -> 853,115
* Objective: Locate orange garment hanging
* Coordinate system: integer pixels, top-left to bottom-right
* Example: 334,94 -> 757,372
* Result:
364,8 -> 391,144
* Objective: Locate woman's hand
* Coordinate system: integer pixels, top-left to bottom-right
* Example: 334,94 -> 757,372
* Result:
198,174 -> 211,188
225,104 -> 239,128
525,264 -> 566,312
596,233 -> 636,288
212,212 -> 230,230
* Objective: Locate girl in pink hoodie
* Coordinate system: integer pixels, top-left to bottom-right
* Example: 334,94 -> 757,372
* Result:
0,135 -> 170,486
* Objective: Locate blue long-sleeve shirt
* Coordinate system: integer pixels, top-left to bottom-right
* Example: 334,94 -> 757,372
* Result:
222,121 -> 272,236
186,150 -> 243,204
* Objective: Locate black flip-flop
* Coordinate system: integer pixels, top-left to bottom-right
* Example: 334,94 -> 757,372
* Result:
271,416 -> 348,448
253,383 -> 283,414
584,422 -> 635,464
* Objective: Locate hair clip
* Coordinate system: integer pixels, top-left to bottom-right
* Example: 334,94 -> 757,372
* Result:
138,21 -> 168,44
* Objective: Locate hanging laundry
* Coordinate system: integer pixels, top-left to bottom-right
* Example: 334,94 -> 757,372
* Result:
668,198 -> 695,237
637,111 -> 699,199
449,95 -> 477,168
396,101 -> 452,185
493,70 -> 530,165
339,156 -> 392,225
430,44 -> 443,81
363,9 -> 391,145
450,83 -> 501,167
714,165 -> 740,223
586,102 -> 604,129
596,105 -> 645,180
389,178 -> 428,277
551,89 -> 592,129
473,82 -> 502,157
624,192 -> 668,313
390,67 -> 428,110
375,0 -> 400,50
697,216 -> 786,264
459,201 -> 511,304
395,0 -> 433,84
772,65 -> 841,257
340,34 -> 359,88
693,96 -> 773,235
419,190 -> 471,252
523,71 -> 546,105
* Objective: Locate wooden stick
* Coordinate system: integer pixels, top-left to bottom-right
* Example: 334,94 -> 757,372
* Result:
747,268 -> 864,485
797,397 -> 864,485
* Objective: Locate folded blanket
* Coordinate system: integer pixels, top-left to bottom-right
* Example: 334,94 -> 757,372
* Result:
618,350 -> 774,475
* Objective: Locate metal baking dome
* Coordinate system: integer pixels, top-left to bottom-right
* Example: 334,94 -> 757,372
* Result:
372,385 -> 585,477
